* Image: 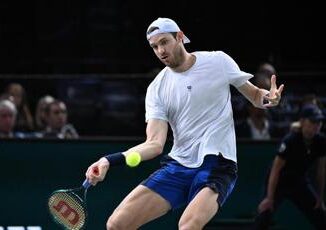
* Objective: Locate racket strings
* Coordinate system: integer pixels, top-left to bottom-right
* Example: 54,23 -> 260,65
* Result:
48,191 -> 86,230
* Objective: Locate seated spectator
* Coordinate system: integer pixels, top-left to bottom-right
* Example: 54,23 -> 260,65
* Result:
43,100 -> 79,139
256,62 -> 277,76
34,95 -> 55,131
0,99 -> 25,138
236,103 -> 278,140
4,83 -> 34,132
255,63 -> 293,136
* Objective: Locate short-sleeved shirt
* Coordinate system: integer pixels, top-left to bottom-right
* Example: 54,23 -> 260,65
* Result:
276,131 -> 326,182
145,51 -> 253,167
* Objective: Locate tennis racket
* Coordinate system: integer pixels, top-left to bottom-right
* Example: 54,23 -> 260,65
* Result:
48,179 -> 91,230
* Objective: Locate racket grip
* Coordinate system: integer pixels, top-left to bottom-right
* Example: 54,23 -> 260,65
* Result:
82,179 -> 92,189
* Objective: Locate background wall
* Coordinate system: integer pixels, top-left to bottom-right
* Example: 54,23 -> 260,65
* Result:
0,140 -> 317,229
0,1 -> 325,74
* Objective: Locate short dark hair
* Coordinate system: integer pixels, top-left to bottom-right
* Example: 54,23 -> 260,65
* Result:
147,26 -> 177,39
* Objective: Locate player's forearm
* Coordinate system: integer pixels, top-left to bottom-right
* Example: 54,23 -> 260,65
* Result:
252,88 -> 270,109
124,140 -> 164,161
237,82 -> 269,109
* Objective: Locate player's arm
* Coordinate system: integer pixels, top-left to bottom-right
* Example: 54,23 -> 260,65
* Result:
86,119 -> 168,185
315,156 -> 326,209
258,156 -> 286,212
123,119 -> 168,160
237,75 -> 284,109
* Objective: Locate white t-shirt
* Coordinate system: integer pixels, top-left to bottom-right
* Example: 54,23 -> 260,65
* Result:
145,51 -> 253,167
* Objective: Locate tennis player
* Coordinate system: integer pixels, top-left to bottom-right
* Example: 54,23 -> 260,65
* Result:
85,17 -> 284,229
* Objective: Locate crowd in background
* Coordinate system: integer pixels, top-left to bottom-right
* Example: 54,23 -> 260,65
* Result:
0,82 -> 79,139
0,63 -> 325,140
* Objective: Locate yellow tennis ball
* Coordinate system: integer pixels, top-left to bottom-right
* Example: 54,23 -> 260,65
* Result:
125,152 -> 141,167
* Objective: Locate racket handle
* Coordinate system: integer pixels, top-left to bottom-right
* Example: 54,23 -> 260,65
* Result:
82,179 -> 92,189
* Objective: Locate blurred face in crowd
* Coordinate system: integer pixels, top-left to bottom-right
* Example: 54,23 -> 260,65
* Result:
0,103 -> 16,134
36,95 -> 55,127
6,83 -> 24,107
301,118 -> 323,139
47,102 -> 67,130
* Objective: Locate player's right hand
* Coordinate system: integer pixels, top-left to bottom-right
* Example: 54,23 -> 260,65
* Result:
85,157 -> 110,186
258,198 -> 274,213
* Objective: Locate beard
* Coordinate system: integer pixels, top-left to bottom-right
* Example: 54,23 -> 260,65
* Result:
162,46 -> 186,69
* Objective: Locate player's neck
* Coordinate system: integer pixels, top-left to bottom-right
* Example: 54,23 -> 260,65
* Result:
172,53 -> 196,73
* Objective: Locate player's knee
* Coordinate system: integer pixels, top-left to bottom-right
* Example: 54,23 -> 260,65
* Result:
106,215 -> 125,230
178,215 -> 201,230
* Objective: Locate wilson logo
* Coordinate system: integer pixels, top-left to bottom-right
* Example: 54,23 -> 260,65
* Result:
53,200 -> 80,225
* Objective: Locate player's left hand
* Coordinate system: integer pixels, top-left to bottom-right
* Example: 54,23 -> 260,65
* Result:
263,75 -> 284,108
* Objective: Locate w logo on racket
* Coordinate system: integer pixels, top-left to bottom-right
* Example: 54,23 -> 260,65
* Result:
48,180 -> 91,230
52,200 -> 81,225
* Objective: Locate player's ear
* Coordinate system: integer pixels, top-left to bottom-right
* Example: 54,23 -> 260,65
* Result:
176,31 -> 184,43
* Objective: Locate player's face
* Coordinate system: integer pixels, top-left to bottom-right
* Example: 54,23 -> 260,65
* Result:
149,33 -> 184,68
301,118 -> 322,139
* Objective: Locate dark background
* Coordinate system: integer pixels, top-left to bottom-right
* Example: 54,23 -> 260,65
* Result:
1,1 -> 325,74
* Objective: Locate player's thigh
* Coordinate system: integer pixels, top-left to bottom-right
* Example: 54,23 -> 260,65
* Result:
179,187 -> 218,228
109,184 -> 171,227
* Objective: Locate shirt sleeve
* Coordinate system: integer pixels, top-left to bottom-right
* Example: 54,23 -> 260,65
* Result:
218,51 -> 253,87
145,81 -> 168,122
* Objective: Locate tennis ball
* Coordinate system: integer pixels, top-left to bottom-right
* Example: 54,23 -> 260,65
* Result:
125,152 -> 141,167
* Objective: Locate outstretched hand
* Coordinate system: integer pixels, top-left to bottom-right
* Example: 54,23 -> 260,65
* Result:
85,157 -> 110,186
263,75 -> 284,108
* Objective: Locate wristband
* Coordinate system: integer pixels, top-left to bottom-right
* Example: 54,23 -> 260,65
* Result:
104,152 -> 125,166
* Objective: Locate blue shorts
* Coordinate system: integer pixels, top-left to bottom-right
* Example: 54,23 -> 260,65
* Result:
142,154 -> 238,210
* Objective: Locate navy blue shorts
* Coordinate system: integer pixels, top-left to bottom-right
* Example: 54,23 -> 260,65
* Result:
142,154 -> 238,210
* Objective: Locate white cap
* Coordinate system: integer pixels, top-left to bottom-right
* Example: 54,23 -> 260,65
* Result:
146,17 -> 190,44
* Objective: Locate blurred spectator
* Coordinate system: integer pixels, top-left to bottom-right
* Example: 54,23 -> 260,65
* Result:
43,100 -> 79,139
252,62 -> 276,90
232,63 -> 275,133
4,83 -> 34,132
256,62 -> 277,76
35,95 -> 55,131
255,63 -> 292,137
0,99 -> 25,138
236,103 -> 278,140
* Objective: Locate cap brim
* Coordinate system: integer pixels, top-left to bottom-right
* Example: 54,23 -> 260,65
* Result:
183,35 -> 190,44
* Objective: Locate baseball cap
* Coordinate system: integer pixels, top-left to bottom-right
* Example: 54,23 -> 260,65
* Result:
146,17 -> 190,43
300,104 -> 325,122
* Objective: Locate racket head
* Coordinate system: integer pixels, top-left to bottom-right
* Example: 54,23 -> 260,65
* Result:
48,187 -> 88,230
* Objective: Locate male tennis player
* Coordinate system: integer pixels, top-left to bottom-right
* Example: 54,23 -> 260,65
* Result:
85,17 -> 284,229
